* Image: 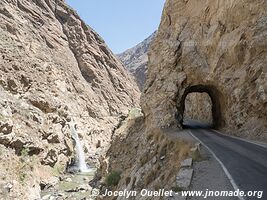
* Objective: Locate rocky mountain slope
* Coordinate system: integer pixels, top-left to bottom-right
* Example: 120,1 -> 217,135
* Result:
0,0 -> 139,199
142,0 -> 267,140
100,1 -> 267,198
117,32 -> 156,89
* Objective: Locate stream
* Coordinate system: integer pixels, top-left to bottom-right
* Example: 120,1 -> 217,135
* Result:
41,169 -> 97,200
41,119 -> 98,200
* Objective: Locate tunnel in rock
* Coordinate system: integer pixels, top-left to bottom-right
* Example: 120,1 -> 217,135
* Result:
178,85 -> 224,129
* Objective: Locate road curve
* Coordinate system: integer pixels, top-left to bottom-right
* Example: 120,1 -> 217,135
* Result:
190,128 -> 267,200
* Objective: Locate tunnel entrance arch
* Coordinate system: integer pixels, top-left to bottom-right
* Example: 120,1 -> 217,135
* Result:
178,85 -> 224,129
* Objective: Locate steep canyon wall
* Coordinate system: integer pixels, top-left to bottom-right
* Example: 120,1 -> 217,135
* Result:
0,0 -> 139,198
142,0 -> 267,140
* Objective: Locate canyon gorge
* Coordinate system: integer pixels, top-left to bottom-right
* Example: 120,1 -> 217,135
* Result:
104,0 -> 267,199
0,0 -> 139,199
0,0 -> 266,200
117,32 -> 156,90
142,0 -> 267,138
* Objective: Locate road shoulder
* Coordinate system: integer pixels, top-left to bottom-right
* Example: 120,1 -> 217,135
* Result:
164,128 -> 238,200
188,144 -> 238,200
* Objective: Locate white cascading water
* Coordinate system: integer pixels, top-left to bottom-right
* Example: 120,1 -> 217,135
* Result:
69,119 -> 90,172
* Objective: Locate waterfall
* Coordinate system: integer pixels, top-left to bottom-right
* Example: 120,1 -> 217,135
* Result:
69,119 -> 90,173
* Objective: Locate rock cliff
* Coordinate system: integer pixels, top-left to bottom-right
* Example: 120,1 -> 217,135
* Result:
0,0 -> 139,199
117,32 -> 156,90
184,93 -> 213,125
142,0 -> 267,140
95,1 -> 266,199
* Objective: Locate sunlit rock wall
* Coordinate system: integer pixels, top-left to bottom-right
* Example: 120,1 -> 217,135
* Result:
0,0 -> 139,198
142,0 -> 267,140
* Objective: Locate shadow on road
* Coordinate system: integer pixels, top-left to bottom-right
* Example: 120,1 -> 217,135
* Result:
182,119 -> 213,129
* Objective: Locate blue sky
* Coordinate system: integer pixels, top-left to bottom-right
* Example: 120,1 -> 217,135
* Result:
65,0 -> 165,54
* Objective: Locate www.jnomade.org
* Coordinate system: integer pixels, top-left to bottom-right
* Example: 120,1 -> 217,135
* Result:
102,189 -> 263,199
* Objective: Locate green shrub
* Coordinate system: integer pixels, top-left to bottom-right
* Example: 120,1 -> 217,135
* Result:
29,155 -> 38,170
19,172 -> 27,184
21,147 -> 30,157
105,171 -> 121,187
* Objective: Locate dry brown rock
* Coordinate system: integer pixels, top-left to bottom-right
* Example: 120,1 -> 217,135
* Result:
41,149 -> 58,167
0,121 -> 13,134
142,0 -> 267,140
93,2 -> 267,199
184,93 -> 213,124
0,0 -> 139,199
99,118 -> 192,200
117,32 -> 156,90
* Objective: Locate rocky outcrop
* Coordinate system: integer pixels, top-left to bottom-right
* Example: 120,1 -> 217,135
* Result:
0,0 -> 139,199
92,1 -> 266,199
184,93 -> 213,125
97,117 -> 192,200
117,32 -> 156,90
142,0 -> 267,140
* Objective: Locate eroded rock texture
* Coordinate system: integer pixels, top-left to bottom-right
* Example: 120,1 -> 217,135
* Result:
117,32 -> 156,90
184,93 -> 213,125
0,0 -> 139,198
142,0 -> 267,140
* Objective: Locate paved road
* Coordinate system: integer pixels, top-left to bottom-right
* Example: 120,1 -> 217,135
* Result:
189,128 -> 267,200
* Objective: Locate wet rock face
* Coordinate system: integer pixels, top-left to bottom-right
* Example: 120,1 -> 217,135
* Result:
0,0 -> 139,199
142,0 -> 267,139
